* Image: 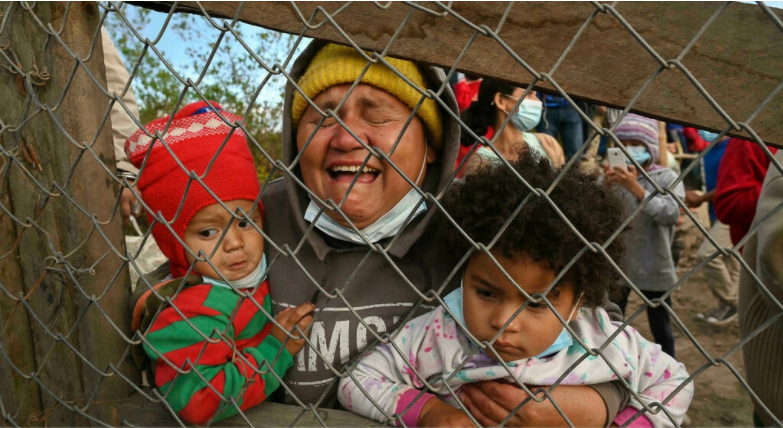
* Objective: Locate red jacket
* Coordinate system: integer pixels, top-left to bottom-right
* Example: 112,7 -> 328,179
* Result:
714,138 -> 778,246
683,127 -> 709,152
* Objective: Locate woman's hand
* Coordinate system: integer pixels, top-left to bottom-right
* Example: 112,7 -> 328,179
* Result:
418,397 -> 474,427
271,303 -> 315,356
459,381 -> 609,427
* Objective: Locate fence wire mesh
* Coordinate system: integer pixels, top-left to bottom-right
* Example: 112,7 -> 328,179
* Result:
1,1 -> 782,427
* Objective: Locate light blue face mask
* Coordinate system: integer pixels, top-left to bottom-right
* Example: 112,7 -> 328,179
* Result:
626,145 -> 651,166
304,188 -> 427,244
202,253 -> 267,290
443,281 -> 583,359
502,95 -> 543,132
698,129 -> 721,143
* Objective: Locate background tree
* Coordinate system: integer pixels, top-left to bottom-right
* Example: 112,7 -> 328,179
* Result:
104,4 -> 299,182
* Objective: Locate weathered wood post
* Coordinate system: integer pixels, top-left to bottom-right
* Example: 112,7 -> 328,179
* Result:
0,2 -> 140,425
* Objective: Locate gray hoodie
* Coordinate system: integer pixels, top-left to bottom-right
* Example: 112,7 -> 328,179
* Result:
616,136 -> 685,292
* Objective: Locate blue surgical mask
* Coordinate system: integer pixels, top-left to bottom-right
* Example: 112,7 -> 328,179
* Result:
698,129 -> 721,143
202,253 -> 267,290
443,280 -> 583,359
503,95 -> 543,132
626,145 -> 651,165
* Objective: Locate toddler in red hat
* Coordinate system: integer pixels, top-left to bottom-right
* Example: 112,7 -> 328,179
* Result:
126,101 -> 313,424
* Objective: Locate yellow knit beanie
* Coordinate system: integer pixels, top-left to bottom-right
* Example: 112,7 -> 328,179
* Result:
291,44 -> 444,148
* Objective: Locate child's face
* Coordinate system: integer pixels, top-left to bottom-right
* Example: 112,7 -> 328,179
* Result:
183,200 -> 264,281
462,250 -> 578,362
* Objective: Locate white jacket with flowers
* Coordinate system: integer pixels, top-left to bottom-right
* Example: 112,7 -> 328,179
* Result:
338,306 -> 693,428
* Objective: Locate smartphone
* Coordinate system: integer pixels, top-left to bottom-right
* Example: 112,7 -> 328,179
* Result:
607,147 -> 627,171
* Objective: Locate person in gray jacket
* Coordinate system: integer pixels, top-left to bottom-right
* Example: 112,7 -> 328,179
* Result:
605,114 -> 685,358
261,40 -> 627,425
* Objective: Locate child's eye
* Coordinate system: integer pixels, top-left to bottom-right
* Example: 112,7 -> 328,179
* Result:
238,220 -> 251,229
198,228 -> 218,238
527,300 -> 545,310
475,288 -> 494,299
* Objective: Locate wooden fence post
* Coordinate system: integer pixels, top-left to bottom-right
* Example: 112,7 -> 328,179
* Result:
0,2 -> 140,425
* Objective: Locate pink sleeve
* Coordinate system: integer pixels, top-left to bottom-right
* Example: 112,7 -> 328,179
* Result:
614,407 -> 654,427
395,389 -> 437,427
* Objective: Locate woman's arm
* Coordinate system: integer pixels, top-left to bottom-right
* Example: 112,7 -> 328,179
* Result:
459,382 -> 619,427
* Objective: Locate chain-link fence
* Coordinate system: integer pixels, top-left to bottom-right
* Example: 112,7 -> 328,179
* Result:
1,1 -> 782,427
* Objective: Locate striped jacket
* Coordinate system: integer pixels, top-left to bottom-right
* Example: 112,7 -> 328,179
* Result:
142,279 -> 292,424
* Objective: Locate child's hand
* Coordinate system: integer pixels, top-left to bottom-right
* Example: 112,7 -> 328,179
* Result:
418,397 -> 473,427
271,303 -> 314,356
605,165 -> 646,201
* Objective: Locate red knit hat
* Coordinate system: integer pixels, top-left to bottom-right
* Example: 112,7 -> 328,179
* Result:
125,101 -> 261,278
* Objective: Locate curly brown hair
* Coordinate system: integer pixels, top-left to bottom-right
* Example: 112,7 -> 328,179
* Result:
440,151 -> 626,308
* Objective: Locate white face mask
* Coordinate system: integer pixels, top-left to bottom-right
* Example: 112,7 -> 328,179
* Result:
304,143 -> 429,244
202,253 -> 267,289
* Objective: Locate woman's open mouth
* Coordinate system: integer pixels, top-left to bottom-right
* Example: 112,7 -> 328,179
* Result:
328,165 -> 380,183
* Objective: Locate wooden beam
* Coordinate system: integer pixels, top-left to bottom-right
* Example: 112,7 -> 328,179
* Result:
0,2 -> 139,425
136,1 -> 783,148
117,389 -> 382,427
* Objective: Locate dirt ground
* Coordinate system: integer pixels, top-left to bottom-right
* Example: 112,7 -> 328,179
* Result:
624,207 -> 755,427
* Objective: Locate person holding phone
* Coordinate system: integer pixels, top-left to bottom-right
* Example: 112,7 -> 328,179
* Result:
604,114 -> 685,358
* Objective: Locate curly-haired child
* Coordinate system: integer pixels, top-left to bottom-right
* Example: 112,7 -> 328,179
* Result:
127,101 -> 313,424
338,152 -> 693,428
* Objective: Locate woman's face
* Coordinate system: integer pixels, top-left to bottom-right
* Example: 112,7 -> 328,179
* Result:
495,87 -> 538,114
296,83 -> 437,229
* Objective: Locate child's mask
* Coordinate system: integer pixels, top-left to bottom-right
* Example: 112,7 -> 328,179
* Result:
202,253 -> 268,290
625,146 -> 651,166
443,280 -> 584,360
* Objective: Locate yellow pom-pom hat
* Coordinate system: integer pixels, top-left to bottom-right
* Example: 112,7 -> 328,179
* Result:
291,43 -> 444,149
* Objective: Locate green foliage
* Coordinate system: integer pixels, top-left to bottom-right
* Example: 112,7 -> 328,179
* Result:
104,5 -> 296,183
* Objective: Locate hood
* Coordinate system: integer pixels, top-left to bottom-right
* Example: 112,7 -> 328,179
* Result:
281,40 -> 460,259
614,113 -> 660,167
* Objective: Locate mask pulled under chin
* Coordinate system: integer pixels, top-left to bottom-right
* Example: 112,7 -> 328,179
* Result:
304,188 -> 428,244
202,253 -> 267,290
443,279 -> 582,360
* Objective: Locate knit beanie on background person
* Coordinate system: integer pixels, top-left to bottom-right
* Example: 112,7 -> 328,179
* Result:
613,113 -> 660,166
125,101 -> 261,278
291,43 -> 444,148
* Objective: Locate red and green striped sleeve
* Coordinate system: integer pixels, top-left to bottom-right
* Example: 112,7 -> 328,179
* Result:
143,280 -> 292,425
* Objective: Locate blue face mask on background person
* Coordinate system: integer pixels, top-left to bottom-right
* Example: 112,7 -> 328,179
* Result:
502,95 -> 543,132
443,282 -> 582,359
626,145 -> 651,166
698,129 -> 721,143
